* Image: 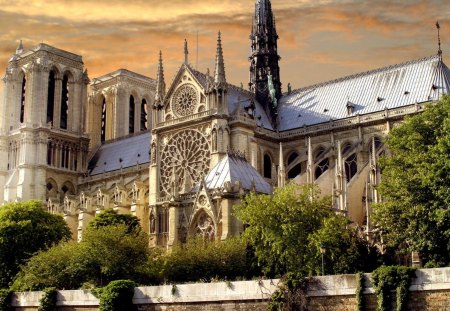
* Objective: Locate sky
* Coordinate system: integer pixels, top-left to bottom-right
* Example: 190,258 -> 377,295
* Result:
0,0 -> 449,94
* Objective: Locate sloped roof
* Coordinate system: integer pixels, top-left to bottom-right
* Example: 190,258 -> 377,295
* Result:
189,66 -> 274,130
278,55 -> 450,131
88,131 -> 151,176
204,153 -> 272,194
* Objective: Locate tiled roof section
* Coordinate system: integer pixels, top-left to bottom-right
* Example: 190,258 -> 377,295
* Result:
189,67 -> 274,130
278,55 -> 450,131
88,131 -> 151,176
204,153 -> 272,194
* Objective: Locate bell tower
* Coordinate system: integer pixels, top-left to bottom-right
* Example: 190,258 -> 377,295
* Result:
249,0 -> 282,125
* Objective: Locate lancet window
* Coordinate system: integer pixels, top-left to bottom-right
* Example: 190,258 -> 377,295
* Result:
60,74 -> 69,130
343,143 -> 358,182
140,99 -> 147,131
157,208 -> 169,234
263,153 -> 272,179
47,71 -> 56,124
7,141 -> 20,170
20,75 -> 26,123
101,97 -> 107,143
129,95 -> 135,134
287,152 -> 302,179
314,147 -> 329,179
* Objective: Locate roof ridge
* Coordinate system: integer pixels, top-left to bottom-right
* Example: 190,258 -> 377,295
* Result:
288,54 -> 440,95
100,130 -> 150,146
190,67 -> 254,96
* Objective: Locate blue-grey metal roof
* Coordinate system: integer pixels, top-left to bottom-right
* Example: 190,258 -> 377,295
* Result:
204,153 -> 272,194
88,131 -> 151,176
278,55 -> 450,131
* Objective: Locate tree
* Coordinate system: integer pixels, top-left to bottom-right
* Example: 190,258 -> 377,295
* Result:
373,95 -> 450,266
0,201 -> 70,288
82,224 -> 149,285
307,215 -> 380,275
234,183 -> 374,277
88,209 -> 141,233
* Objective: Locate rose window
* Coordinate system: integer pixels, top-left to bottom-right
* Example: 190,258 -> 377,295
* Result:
160,130 -> 210,196
173,84 -> 198,117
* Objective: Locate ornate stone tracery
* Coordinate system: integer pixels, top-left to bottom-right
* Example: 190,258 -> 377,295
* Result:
173,84 -> 198,117
160,129 -> 210,196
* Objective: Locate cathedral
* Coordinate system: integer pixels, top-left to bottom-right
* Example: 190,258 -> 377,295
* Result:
1,0 -> 449,246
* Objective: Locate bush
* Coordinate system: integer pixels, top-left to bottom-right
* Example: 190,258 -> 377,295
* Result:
162,237 -> 251,283
98,280 -> 136,311
12,242 -> 94,291
38,287 -> 57,311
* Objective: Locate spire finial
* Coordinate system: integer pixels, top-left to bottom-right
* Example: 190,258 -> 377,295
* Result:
184,39 -> 189,64
436,21 -> 442,57
214,31 -> 226,85
155,50 -> 166,103
16,39 -> 24,54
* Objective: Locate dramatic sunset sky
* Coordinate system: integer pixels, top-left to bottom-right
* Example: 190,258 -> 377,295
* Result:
0,0 -> 449,93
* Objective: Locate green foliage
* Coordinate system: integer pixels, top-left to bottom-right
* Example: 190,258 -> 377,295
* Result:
307,215 -> 380,275
0,200 -> 71,288
11,242 -> 94,291
13,223 -> 150,290
162,237 -> 252,283
234,183 -> 377,277
373,95 -> 450,266
38,287 -> 57,311
371,266 -> 416,311
83,224 -> 149,285
98,280 -> 136,311
88,209 -> 141,233
355,272 -> 365,311
0,289 -> 12,311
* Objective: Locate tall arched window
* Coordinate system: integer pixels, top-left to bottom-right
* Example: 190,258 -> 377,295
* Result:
60,74 -> 69,130
287,152 -> 302,179
314,147 -> 329,179
20,75 -> 26,123
101,97 -> 107,143
343,144 -> 357,182
263,154 -> 272,179
47,71 -> 56,124
140,99 -> 147,131
129,95 -> 135,134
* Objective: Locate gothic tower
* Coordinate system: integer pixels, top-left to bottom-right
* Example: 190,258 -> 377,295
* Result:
249,0 -> 282,125
0,43 -> 90,203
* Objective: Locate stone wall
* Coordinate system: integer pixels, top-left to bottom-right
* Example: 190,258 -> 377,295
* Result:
11,268 -> 450,310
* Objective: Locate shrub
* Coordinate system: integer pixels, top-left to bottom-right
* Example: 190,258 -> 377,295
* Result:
162,237 -> 250,283
38,287 -> 57,311
98,280 -> 136,311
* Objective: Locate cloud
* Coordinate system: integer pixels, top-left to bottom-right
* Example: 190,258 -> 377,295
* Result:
0,0 -> 448,92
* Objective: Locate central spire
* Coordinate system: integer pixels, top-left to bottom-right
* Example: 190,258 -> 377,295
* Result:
249,0 -> 282,126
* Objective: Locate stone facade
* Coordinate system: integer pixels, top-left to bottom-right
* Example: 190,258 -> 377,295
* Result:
0,0 -> 449,244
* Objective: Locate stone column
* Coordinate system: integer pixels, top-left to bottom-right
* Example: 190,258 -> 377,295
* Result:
167,202 -> 180,247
